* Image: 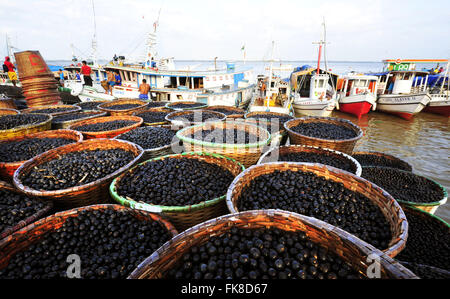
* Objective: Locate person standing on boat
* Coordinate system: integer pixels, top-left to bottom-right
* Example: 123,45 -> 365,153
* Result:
81,61 -> 93,86
106,71 -> 115,95
115,71 -> 122,86
75,70 -> 81,81
3,57 -> 17,87
138,79 -> 151,100
58,69 -> 64,86
261,81 -> 267,98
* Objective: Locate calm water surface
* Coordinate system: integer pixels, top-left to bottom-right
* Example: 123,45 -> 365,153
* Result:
330,110 -> 449,222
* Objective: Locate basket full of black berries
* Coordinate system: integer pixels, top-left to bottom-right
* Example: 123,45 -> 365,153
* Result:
352,151 -> 413,172
165,101 -> 208,111
51,111 -> 107,129
133,107 -> 172,126
12,139 -> 143,209
0,129 -> 84,181
284,116 -> 363,155
361,166 -> 447,214
68,115 -> 143,139
226,162 -> 409,258
0,113 -> 52,141
75,100 -> 108,112
395,205 -> 450,274
176,121 -> 271,168
22,104 -> 81,116
114,125 -> 180,162
128,209 -> 418,279
0,204 -> 178,279
98,99 -> 149,116
258,145 -> 362,176
204,105 -> 245,119
110,152 -> 245,231
0,180 -> 53,240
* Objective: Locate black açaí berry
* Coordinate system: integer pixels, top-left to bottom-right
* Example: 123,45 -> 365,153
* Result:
20,149 -> 134,190
290,122 -> 357,140
74,120 -> 137,132
352,154 -> 412,171
116,127 -> 176,150
0,189 -> 47,234
277,152 -> 357,174
117,157 -> 234,206
0,209 -> 172,279
0,138 -> 75,162
167,227 -> 365,279
237,170 -> 392,250
0,114 -> 49,130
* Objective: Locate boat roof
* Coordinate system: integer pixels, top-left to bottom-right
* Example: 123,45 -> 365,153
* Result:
102,65 -> 253,77
344,74 -> 378,80
291,67 -> 338,77
390,70 -> 430,75
383,59 -> 448,64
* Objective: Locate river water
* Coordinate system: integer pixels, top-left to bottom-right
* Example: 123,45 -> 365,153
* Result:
330,110 -> 449,222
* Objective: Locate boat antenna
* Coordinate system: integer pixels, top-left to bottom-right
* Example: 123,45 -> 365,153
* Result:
91,0 -> 98,66
321,17 -> 336,95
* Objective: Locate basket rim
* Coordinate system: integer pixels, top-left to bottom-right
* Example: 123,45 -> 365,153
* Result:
68,115 -> 143,135
362,166 -> 448,206
0,108 -> 20,115
352,151 -> 413,171
165,101 -> 208,111
110,151 -> 245,213
0,129 -> 84,165
128,209 -> 418,279
0,113 -> 53,134
284,116 -> 364,143
244,111 -> 295,120
257,144 -> 362,176
98,99 -> 149,112
225,161 -> 409,256
176,121 -> 272,149
12,138 -> 144,197
165,110 -> 227,126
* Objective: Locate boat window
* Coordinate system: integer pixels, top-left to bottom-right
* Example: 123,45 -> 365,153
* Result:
179,77 -> 188,87
355,80 -> 368,87
315,79 -> 325,88
193,77 -> 204,89
169,77 -> 177,88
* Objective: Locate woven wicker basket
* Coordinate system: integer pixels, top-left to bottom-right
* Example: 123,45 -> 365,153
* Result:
133,107 -> 172,126
226,162 -> 408,258
0,204 -> 178,276
352,151 -> 413,172
284,117 -> 363,155
0,129 -> 84,181
75,100 -> 109,112
128,209 -> 418,279
362,166 -> 448,215
165,101 -> 208,111
235,118 -> 287,150
13,139 -> 143,209
51,111 -> 107,129
165,110 -> 226,127
98,99 -> 149,116
22,105 -> 81,116
0,98 -> 17,110
258,145 -> 362,176
0,108 -> 19,116
204,105 -> 245,119
114,125 -> 180,163
0,113 -> 52,141
110,152 -> 245,232
176,121 -> 271,168
68,115 -> 143,139
0,181 -> 53,240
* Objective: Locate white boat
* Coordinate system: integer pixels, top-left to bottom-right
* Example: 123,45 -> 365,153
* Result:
290,20 -> 338,117
248,41 -> 292,114
423,62 -> 450,117
337,74 -> 378,118
376,69 -> 431,120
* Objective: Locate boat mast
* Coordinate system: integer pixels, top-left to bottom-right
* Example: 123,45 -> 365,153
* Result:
90,0 -> 98,66
313,22 -> 326,74
5,34 -> 16,64
267,40 -> 275,109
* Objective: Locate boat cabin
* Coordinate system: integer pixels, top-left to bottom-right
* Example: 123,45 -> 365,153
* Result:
290,68 -> 338,100
337,75 -> 378,97
380,71 -> 429,95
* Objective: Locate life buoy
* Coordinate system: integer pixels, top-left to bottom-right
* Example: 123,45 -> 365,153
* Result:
395,59 -> 402,65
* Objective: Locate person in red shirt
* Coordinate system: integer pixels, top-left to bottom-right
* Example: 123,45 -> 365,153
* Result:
81,60 -> 93,86
3,56 -> 17,87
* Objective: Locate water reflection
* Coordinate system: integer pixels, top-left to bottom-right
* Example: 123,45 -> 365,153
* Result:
331,110 -> 449,222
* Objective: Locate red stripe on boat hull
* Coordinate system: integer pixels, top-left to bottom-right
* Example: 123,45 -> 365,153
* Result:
423,105 -> 450,117
339,102 -> 373,118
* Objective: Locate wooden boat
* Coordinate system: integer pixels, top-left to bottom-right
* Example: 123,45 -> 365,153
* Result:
337,74 -> 378,118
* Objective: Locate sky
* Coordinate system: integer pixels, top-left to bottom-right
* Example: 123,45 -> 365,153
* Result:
1,0 -> 449,62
